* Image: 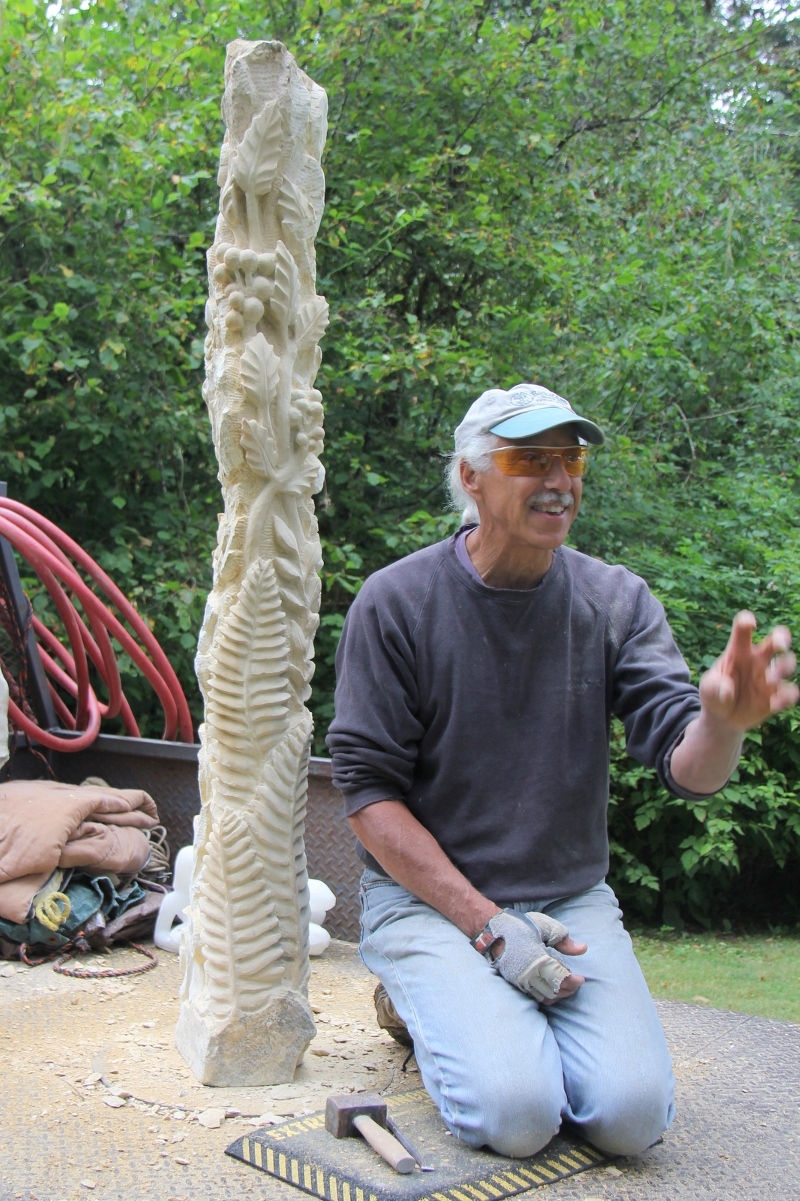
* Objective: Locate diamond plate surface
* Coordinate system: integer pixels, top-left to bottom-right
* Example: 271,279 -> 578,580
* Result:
306,761 -> 363,942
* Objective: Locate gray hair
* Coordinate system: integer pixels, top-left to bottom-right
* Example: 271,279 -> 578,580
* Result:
445,430 -> 498,526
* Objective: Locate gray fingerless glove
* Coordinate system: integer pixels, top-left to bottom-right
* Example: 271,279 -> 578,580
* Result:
525,911 -> 570,948
482,910 -> 571,1003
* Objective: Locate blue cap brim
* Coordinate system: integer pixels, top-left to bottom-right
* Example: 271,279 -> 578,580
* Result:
490,407 -> 605,446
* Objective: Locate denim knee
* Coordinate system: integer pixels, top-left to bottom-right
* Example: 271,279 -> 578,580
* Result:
578,1071 -> 674,1156
447,1071 -> 564,1158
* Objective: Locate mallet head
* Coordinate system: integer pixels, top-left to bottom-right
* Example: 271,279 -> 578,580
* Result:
325,1093 -> 388,1138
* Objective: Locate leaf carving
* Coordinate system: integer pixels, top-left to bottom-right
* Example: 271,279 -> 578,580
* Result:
274,555 -> 303,584
241,333 -> 280,413
249,716 -> 313,979
231,100 -> 282,197
270,241 -> 299,332
277,177 -> 309,230
241,419 -> 276,477
220,179 -> 240,229
292,726 -> 313,974
205,558 -> 290,803
295,298 -> 330,350
273,514 -> 299,556
288,620 -> 307,658
195,808 -> 284,1019
282,456 -> 325,497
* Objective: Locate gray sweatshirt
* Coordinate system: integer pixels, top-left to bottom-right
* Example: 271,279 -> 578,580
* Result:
326,533 -> 704,904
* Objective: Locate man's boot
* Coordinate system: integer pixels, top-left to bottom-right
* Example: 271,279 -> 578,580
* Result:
373,982 -> 413,1047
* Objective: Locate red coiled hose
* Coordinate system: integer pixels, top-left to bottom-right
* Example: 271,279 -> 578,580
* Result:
0,497 -> 194,749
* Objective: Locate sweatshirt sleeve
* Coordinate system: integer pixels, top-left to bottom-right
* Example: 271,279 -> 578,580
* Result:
610,578 -> 710,797
326,576 -> 425,814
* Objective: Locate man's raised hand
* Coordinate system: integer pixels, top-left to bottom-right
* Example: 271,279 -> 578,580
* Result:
700,611 -> 798,731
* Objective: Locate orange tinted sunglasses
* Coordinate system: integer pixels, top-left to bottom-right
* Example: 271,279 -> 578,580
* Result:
490,445 -> 590,478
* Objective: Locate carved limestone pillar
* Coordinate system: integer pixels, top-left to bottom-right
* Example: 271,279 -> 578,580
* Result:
175,39 -> 328,1087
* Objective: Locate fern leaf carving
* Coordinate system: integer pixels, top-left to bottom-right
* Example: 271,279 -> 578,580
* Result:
195,807 -> 285,1019
205,559 -> 290,804
293,737 -> 312,975
231,100 -> 282,196
250,716 -> 313,979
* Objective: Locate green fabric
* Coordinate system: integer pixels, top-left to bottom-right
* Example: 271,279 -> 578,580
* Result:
0,873 -> 145,950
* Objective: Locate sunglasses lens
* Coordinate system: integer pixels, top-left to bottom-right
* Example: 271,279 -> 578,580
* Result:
493,447 -> 589,477
562,450 -> 589,477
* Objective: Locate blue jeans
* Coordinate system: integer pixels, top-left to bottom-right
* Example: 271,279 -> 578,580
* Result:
359,872 -> 675,1159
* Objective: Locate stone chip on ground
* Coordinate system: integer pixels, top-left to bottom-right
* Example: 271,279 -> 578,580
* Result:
196,1108 -> 226,1128
267,1083 -> 307,1099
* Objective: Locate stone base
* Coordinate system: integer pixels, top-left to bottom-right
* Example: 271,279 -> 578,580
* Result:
174,991 -> 316,1086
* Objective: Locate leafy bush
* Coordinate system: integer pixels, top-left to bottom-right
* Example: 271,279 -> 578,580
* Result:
1,0 -> 798,922
596,468 -> 800,926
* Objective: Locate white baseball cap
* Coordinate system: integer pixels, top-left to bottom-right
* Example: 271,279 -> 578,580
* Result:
454,382 -> 605,449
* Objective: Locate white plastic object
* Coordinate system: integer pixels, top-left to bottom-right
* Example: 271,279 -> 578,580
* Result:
308,878 -> 336,926
154,844 -> 194,953
308,922 -> 331,957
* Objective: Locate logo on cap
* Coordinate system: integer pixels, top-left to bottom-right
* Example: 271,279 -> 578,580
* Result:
507,387 -> 572,412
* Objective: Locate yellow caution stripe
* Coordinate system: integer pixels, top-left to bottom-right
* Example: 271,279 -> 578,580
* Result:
230,1125 -> 607,1200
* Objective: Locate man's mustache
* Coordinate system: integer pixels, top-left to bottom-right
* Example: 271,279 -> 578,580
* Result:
528,490 -> 574,509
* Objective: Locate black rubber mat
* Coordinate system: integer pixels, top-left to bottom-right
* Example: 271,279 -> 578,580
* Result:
226,1087 -> 608,1200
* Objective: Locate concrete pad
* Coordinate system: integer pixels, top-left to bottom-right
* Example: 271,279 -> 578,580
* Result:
1,941 -> 798,1199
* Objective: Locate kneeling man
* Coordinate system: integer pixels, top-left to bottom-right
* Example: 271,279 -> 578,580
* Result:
326,383 -> 796,1158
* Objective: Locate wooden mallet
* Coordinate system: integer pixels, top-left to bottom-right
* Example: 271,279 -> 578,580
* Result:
325,1094 -> 415,1174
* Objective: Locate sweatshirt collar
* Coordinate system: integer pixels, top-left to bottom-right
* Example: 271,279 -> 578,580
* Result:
447,527 -> 562,600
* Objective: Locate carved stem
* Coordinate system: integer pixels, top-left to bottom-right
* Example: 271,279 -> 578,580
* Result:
245,190 -> 263,253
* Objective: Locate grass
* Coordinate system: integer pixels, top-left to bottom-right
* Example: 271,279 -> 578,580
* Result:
631,931 -> 800,1024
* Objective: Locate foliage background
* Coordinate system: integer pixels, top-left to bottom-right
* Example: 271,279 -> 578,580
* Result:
1,0 -> 799,925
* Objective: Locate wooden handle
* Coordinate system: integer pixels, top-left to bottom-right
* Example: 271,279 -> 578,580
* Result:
353,1114 -> 415,1174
